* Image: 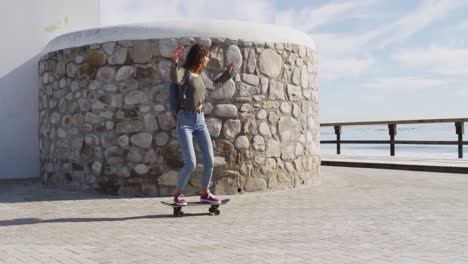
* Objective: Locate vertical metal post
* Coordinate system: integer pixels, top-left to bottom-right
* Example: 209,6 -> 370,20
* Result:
455,122 -> 464,159
388,124 -> 397,156
334,126 -> 342,155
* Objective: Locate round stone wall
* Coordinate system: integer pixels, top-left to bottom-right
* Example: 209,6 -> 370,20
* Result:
38,36 -> 320,196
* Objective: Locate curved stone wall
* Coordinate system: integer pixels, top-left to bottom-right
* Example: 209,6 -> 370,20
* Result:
38,36 -> 320,196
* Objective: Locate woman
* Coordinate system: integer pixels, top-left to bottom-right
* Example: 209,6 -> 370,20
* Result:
171,44 -> 235,206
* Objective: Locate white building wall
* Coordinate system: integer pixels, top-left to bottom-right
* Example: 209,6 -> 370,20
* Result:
0,0 -> 101,179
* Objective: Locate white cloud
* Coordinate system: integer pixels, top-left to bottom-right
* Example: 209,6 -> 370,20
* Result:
275,2 -> 356,32
312,29 -> 383,57
363,77 -> 445,90
378,0 -> 466,47
100,0 -> 273,26
183,0 -> 273,23
274,0 -> 386,32
320,58 -> 375,80
393,45 -> 468,76
457,87 -> 468,96
458,20 -> 468,30
308,0 -> 466,57
100,0 -> 181,25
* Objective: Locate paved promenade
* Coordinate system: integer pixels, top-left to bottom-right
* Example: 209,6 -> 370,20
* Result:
1,166 -> 467,264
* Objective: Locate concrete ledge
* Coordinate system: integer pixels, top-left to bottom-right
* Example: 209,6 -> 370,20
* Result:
321,155 -> 468,174
43,20 -> 316,54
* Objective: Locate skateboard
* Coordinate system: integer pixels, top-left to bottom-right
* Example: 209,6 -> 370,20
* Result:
161,199 -> 230,217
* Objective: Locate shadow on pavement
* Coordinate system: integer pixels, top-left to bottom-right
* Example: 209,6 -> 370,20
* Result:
0,213 -> 212,226
0,178 -> 171,203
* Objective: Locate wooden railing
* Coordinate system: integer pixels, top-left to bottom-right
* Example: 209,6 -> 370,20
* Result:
320,118 -> 467,159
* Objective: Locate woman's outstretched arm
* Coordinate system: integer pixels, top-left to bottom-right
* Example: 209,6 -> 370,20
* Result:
203,63 -> 236,90
170,45 -> 186,86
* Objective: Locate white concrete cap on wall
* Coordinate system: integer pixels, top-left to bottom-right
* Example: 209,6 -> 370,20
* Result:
43,20 -> 316,54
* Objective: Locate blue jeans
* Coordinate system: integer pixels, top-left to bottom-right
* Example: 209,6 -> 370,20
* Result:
176,111 -> 214,189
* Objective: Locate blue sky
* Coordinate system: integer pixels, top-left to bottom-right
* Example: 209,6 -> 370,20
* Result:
100,0 -> 468,122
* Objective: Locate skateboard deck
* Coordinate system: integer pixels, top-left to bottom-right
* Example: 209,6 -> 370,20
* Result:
161,199 -> 230,217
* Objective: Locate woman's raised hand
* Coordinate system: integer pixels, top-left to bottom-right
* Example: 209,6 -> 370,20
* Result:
173,45 -> 185,64
227,63 -> 236,71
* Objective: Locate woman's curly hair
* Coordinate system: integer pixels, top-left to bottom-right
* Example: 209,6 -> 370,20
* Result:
184,44 -> 209,73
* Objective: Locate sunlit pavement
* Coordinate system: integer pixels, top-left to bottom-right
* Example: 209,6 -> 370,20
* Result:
1,166 -> 467,264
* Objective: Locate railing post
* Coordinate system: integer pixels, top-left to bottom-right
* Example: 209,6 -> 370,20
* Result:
455,122 -> 464,159
334,126 -> 342,155
388,124 -> 397,156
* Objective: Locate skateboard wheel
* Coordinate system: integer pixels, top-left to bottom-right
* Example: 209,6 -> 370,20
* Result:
174,210 -> 184,217
173,207 -> 184,217
213,209 -> 220,216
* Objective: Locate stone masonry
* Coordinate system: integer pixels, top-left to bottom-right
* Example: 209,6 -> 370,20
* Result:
38,37 -> 320,196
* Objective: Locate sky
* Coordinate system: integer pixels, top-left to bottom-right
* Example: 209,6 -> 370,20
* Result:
100,0 -> 468,123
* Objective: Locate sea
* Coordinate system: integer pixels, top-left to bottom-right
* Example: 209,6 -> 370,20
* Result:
320,123 -> 467,160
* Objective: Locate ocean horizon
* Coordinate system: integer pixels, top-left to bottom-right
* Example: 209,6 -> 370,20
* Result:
320,123 -> 467,160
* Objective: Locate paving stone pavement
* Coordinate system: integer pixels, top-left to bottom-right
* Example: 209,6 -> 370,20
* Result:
1,166 -> 468,264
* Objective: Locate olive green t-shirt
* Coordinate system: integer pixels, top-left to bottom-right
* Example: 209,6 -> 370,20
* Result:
170,63 -> 232,111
